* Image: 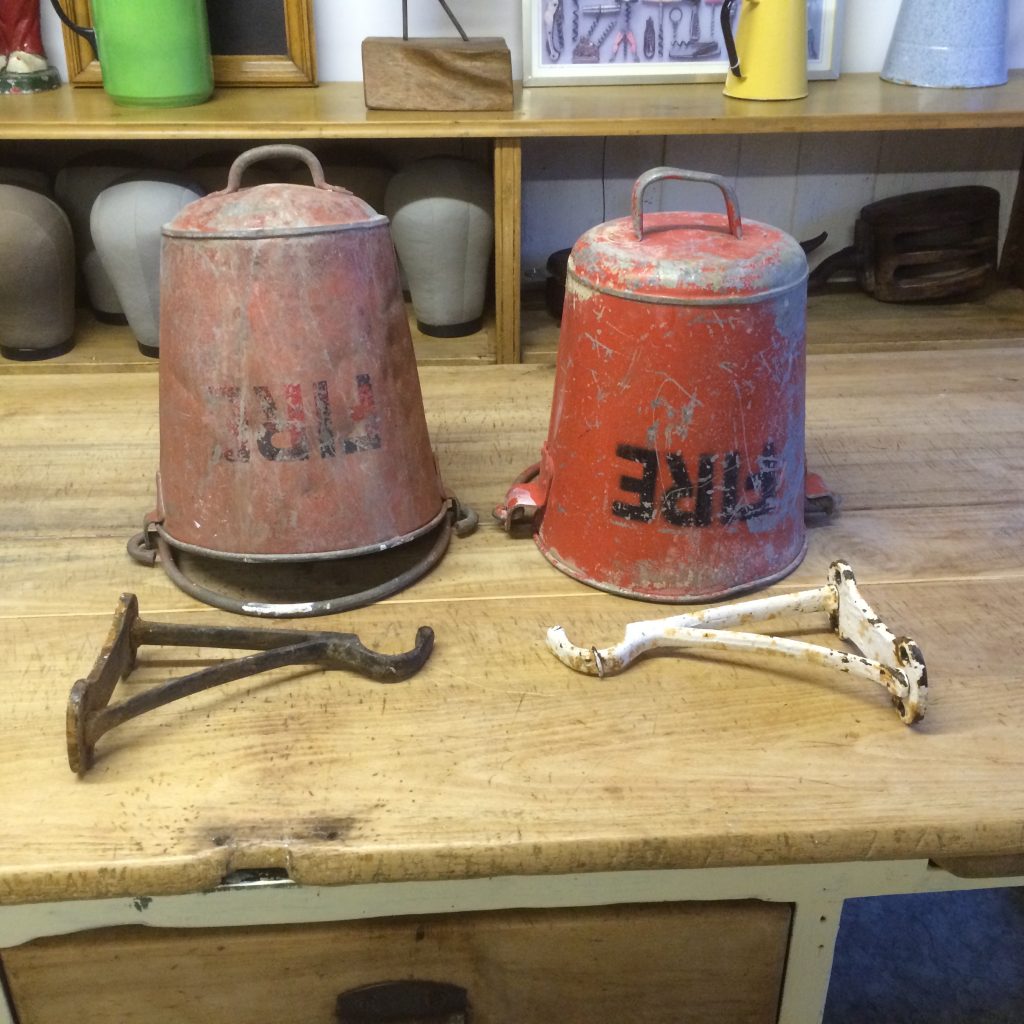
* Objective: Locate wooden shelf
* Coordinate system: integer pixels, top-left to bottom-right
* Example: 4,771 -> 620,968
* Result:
521,283 -> 1024,363
515,71 -> 1024,137
4,73 -> 1024,140
0,307 -> 497,376
4,76 -> 1024,365
8,286 -> 1024,376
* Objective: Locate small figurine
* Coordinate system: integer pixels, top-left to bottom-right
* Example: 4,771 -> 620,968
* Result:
0,0 -> 60,93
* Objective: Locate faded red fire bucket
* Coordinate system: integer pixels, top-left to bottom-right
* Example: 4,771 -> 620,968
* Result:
498,167 -> 811,602
129,145 -> 475,616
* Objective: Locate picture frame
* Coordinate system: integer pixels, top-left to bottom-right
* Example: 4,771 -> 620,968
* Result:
522,0 -> 843,87
56,0 -> 317,88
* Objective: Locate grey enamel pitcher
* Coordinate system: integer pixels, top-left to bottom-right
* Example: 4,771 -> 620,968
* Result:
882,0 -> 1008,89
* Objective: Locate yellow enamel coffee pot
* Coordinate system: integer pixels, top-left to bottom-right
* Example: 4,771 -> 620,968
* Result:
721,0 -> 807,101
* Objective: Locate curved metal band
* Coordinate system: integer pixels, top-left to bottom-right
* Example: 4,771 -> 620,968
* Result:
152,513 -> 455,619
225,144 -> 328,193
631,166 -> 743,241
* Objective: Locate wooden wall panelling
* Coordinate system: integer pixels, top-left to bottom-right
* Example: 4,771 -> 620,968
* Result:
731,134 -> 801,235
520,137 -> 606,282
873,128 -> 1024,247
519,128 -> 1024,285
999,141 -> 1024,286
600,134 -> 671,221
791,132 -> 882,266
660,134 -> 742,213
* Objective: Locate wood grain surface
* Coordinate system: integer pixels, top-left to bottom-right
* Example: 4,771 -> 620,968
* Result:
1,348 -> 1024,905
2,902 -> 790,1024
3,74 -> 1024,140
362,38 -> 513,112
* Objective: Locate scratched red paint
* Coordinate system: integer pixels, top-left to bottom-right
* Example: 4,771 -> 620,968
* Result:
502,170 -> 810,602
155,157 -> 446,560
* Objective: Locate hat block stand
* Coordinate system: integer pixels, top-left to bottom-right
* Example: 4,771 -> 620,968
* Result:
362,0 -> 513,111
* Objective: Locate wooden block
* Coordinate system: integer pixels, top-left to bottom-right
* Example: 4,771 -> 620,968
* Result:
362,37 -> 513,112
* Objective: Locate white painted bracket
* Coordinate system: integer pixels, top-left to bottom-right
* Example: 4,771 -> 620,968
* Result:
547,561 -> 927,724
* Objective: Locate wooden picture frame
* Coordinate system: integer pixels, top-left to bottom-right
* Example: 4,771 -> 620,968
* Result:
57,0 -> 317,87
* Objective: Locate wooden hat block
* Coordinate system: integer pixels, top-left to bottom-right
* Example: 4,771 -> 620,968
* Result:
362,36 -> 513,111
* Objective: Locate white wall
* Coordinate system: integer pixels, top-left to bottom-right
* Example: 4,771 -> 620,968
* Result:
520,128 -> 1024,281
40,0 -> 1024,84
36,1 -> 1024,283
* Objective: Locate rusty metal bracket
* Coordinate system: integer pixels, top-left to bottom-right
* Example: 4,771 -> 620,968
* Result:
547,561 -> 927,725
68,594 -> 434,775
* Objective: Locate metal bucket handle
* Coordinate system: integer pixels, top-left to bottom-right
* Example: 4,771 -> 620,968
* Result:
224,144 -> 329,193
631,167 -> 743,241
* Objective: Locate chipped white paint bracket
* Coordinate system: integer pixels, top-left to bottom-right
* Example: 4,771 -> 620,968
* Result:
547,560 -> 927,724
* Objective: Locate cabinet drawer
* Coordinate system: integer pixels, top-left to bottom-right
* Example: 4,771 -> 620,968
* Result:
3,900 -> 790,1024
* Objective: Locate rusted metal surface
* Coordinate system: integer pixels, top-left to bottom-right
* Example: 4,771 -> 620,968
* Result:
128,498 -> 479,619
497,166 -> 811,602
157,145 -> 447,561
67,593 -> 434,775
138,144 -> 474,616
547,560 -> 927,725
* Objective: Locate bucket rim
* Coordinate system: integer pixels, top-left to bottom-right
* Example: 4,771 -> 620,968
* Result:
156,501 -> 449,563
162,216 -> 389,240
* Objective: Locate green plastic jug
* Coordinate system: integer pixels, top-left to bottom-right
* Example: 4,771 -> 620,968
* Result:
50,0 -> 214,107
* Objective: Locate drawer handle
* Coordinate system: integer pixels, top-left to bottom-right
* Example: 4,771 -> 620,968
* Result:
336,980 -> 469,1023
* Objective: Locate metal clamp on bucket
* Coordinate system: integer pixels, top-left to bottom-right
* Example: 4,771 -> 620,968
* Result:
498,166 -> 821,603
130,145 -> 476,617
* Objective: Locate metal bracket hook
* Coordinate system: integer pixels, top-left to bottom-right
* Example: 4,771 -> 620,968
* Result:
67,594 -> 434,775
547,561 -> 927,725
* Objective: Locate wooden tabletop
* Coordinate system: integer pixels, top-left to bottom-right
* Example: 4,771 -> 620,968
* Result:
2,341 -> 1024,906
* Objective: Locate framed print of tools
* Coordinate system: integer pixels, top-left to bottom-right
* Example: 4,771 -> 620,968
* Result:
523,0 -> 842,86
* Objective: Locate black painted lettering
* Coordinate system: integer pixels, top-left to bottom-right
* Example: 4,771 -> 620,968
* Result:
207,384 -> 250,462
741,441 -> 779,520
662,452 -> 695,526
694,453 -> 716,527
209,375 -> 384,463
720,451 -> 740,524
342,373 -> 382,453
254,383 -> 310,462
313,380 -> 336,458
612,444 -> 658,522
610,443 -> 779,529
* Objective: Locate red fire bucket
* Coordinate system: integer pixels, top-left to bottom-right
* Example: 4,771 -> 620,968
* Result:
499,167 -> 811,602
129,145 -> 475,616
